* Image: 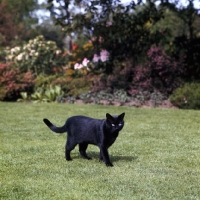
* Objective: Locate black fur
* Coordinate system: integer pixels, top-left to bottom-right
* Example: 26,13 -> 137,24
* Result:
43,113 -> 125,167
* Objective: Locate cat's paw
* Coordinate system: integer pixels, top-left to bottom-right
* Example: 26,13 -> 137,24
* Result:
106,162 -> 113,167
66,158 -> 73,161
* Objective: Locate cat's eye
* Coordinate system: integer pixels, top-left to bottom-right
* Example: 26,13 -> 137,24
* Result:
111,124 -> 115,127
119,123 -> 122,126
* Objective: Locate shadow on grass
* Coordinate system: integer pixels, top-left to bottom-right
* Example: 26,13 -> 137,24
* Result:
85,151 -> 138,163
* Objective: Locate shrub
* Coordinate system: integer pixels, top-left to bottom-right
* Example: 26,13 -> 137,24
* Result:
0,63 -> 35,100
52,76 -> 93,97
170,83 -> 200,109
92,61 -> 133,92
69,48 -> 111,76
31,85 -> 64,103
79,90 -> 131,105
34,74 -> 58,88
5,35 -> 68,75
133,46 -> 185,95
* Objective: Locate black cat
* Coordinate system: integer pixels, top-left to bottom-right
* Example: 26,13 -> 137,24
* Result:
43,113 -> 125,167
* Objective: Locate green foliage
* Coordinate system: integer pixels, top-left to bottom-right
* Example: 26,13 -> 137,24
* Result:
34,74 -> 58,88
35,19 -> 65,49
31,85 -> 64,103
31,87 -> 45,103
34,74 -> 92,98
79,90 -> 131,105
53,76 -> 92,97
5,35 -> 68,75
17,92 -> 30,102
155,1 -> 200,80
78,89 -> 167,107
44,85 -> 64,102
170,82 -> 200,109
1,102 -> 200,199
0,0 -> 39,47
1,0 -> 38,24
92,60 -> 133,92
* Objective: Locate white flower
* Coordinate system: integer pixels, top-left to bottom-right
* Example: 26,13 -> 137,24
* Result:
26,44 -> 31,48
56,50 -> 61,55
17,54 -> 23,61
15,47 -> 20,51
82,58 -> 90,66
30,50 -> 35,56
10,48 -> 15,54
25,55 -> 29,60
6,55 -> 14,60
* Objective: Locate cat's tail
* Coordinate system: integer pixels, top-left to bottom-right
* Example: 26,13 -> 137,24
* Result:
43,118 -> 66,133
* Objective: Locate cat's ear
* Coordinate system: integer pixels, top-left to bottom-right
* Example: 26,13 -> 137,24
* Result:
106,113 -> 114,123
118,112 -> 125,120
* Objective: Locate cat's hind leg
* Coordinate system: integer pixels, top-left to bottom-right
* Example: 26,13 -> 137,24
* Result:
65,140 -> 77,161
79,143 -> 92,160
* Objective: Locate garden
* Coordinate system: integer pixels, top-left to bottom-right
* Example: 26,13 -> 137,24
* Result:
0,0 -> 200,109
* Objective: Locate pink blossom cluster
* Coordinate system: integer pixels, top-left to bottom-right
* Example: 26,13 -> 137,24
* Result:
74,58 -> 90,70
93,50 -> 109,63
74,50 -> 110,70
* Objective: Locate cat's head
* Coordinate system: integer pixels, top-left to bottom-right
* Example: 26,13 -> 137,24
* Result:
106,113 -> 125,132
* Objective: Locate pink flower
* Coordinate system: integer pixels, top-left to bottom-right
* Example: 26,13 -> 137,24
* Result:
82,58 -> 90,66
106,21 -> 112,27
100,50 -> 109,62
74,63 -> 79,69
79,64 -> 83,69
74,63 -> 83,70
93,54 -> 99,63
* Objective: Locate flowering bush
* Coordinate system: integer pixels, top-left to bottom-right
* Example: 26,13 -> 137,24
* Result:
72,49 -> 110,76
67,42 -> 93,68
92,50 -> 109,63
132,46 -> 185,94
0,63 -> 35,100
5,35 -> 68,75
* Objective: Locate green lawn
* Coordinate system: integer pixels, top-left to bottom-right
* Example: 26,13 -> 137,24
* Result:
0,102 -> 200,200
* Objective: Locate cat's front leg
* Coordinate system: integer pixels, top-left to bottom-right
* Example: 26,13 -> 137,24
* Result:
100,146 -> 113,167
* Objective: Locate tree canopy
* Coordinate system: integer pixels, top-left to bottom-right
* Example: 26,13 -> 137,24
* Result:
47,0 -> 200,79
0,0 -> 39,46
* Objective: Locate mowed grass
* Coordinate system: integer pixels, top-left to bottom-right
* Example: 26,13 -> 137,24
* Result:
0,102 -> 200,200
